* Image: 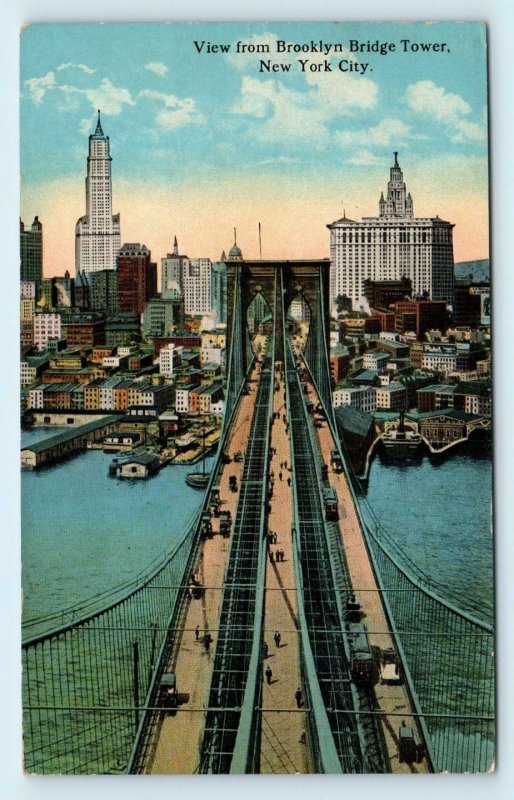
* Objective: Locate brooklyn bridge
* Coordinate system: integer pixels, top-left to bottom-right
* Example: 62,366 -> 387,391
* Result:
22,259 -> 494,774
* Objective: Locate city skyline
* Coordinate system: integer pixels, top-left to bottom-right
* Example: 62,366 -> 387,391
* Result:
20,22 -> 489,276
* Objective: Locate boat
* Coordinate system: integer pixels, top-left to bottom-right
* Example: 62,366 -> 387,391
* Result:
381,411 -> 422,458
185,428 -> 211,489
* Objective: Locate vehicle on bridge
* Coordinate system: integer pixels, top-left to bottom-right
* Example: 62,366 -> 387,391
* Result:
323,486 -> 339,521
160,672 -> 178,710
201,512 -> 213,539
347,622 -> 374,685
331,449 -> 343,473
345,593 -> 362,622
380,646 -> 402,685
398,721 -> 418,763
219,510 -> 232,538
210,485 -> 221,515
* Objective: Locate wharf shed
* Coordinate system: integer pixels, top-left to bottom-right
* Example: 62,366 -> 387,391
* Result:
21,414 -> 121,469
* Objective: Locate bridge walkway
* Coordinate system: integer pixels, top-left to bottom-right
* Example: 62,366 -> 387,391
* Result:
145,362 -> 261,773
304,376 -> 430,774
260,362 -> 308,774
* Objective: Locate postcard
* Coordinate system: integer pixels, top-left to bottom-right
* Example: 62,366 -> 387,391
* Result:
20,21 -> 493,775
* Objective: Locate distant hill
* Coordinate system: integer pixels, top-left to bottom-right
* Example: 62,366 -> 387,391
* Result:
454,259 -> 490,283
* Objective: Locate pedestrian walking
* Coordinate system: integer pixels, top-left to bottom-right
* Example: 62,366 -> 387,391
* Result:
274,630 -> 281,648
287,477 -> 291,487
195,624 -> 200,641
284,460 -> 288,470
269,550 -> 274,563
265,665 -> 273,685
263,641 -> 269,659
273,533 -> 277,544
295,687 -> 303,708
279,471 -> 283,481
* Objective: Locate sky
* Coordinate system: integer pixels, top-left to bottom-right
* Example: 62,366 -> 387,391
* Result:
20,21 -> 489,276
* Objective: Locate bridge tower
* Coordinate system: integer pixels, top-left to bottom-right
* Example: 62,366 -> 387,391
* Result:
224,253 -> 333,423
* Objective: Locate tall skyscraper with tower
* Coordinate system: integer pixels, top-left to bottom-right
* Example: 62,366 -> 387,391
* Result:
75,111 -> 121,276
20,216 -> 43,289
328,153 -> 455,310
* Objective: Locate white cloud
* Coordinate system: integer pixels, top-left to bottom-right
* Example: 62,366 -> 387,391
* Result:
57,63 -> 96,75
24,71 -> 55,104
231,77 -> 330,146
406,80 -> 486,143
81,79 -> 135,115
346,149 -> 383,167
231,69 -> 377,148
304,66 -> 377,116
24,71 -> 134,117
78,116 -> 95,135
145,62 -> 168,77
139,89 -> 204,130
336,118 -> 413,149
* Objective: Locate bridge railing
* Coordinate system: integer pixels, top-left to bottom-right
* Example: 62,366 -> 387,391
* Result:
22,512 -> 201,775
320,383 -> 493,772
22,348 -> 257,776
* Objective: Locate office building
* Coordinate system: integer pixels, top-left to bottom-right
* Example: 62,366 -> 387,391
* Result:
117,243 -> 157,315
20,217 -> 43,288
75,111 -> 121,276
328,153 -> 455,310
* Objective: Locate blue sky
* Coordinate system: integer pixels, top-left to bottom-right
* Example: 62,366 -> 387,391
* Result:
20,21 -> 489,270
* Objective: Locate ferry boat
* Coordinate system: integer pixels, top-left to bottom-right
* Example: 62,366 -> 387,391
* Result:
381,412 -> 422,458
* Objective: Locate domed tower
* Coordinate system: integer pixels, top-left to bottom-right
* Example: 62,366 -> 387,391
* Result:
227,228 -> 243,261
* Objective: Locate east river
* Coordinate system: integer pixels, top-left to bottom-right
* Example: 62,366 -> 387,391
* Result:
21,430 -> 493,626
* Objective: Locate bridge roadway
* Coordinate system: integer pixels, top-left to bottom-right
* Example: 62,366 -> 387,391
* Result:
260,361 -> 307,774
143,341 -> 428,773
145,357 -> 263,773
301,358 -> 430,774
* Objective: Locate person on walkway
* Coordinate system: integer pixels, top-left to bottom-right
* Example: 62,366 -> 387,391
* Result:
269,550 -> 274,563
204,632 -> 212,651
265,665 -> 273,685
195,624 -> 200,641
263,641 -> 269,659
279,472 -> 283,481
274,630 -> 281,648
295,687 -> 303,708
287,477 -> 291,488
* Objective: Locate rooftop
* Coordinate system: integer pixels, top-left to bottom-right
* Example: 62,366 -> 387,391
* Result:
21,415 -> 121,454
334,405 -> 374,438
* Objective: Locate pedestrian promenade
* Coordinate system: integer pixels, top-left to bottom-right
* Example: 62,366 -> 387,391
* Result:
260,364 -> 308,774
146,366 -> 260,773
306,377 -> 430,774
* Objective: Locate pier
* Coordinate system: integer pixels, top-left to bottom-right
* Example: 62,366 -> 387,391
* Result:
21,414 -> 121,469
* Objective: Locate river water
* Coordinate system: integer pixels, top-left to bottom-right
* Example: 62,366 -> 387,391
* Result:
21,428 -> 214,624
21,428 -> 493,626
21,428 -> 493,772
362,441 -> 493,618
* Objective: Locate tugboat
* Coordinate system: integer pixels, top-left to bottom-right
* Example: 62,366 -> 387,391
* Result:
381,411 -> 422,458
185,429 -> 210,489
